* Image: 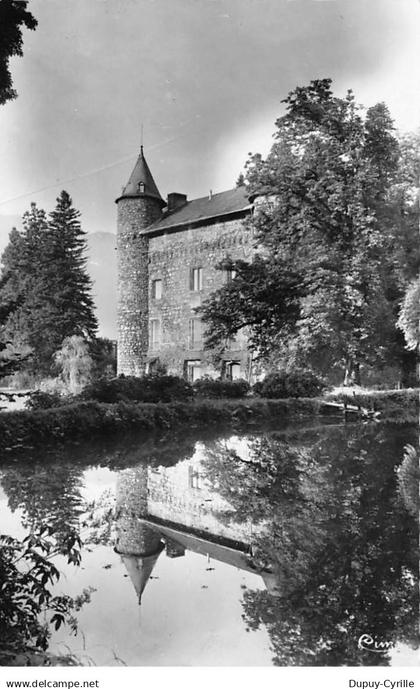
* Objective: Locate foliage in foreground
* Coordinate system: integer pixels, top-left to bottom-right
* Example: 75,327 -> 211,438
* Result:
0,0 -> 37,106
0,527 -> 93,666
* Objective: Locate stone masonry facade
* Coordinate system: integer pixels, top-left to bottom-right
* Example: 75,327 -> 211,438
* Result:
116,147 -> 256,380
117,196 -> 161,375
147,218 -> 254,379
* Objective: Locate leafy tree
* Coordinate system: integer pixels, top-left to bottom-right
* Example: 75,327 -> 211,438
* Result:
201,79 -> 416,385
201,255 -> 303,363
397,277 -> 420,352
55,335 -> 93,394
0,340 -> 30,377
236,172 -> 246,187
0,0 -> 37,105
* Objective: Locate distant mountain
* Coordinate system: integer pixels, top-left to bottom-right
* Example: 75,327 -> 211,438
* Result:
0,218 -> 118,340
86,232 -> 117,340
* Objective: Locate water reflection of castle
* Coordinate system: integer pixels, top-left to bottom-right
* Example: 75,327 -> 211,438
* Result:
115,444 -> 279,602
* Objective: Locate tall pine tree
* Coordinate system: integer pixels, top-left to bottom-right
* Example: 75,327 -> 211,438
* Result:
0,192 -> 97,376
42,191 -> 97,363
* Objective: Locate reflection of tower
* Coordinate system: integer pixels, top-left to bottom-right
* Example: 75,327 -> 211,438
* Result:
115,456 -> 281,602
115,465 -> 163,604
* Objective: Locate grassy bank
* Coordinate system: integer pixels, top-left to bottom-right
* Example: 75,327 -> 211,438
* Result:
0,397 -> 322,452
0,390 -> 417,453
326,388 -> 419,421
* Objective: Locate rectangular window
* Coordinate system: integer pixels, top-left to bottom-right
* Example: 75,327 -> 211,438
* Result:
151,279 -> 162,300
225,268 -> 237,283
184,360 -> 202,383
150,319 -> 161,348
190,267 -> 203,291
188,318 -> 202,348
188,466 -> 203,489
227,362 -> 242,380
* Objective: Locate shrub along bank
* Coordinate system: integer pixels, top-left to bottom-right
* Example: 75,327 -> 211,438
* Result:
0,388 -> 417,453
0,397 -> 324,452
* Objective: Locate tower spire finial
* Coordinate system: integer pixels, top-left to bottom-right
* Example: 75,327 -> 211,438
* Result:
140,123 -> 144,154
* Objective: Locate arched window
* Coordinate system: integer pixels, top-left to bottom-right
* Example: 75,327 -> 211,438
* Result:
138,182 -> 145,193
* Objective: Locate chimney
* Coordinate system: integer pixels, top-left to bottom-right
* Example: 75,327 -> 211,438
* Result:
167,192 -> 187,212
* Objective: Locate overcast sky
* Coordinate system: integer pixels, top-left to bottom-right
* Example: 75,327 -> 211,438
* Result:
0,0 -> 419,234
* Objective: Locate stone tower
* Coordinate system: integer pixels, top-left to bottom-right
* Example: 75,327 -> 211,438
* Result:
115,465 -> 164,604
116,147 -> 166,375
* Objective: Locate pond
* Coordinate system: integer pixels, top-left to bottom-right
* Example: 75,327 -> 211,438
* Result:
0,420 -> 418,666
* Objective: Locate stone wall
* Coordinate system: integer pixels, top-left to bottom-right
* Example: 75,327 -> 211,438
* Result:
115,466 -> 162,556
147,216 -> 254,378
117,196 -> 162,375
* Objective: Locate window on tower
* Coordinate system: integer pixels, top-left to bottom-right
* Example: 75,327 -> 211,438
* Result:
151,279 -> 162,300
138,182 -> 145,193
150,319 -> 161,348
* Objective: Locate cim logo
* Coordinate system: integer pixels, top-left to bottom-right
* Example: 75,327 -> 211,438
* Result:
358,633 -> 394,652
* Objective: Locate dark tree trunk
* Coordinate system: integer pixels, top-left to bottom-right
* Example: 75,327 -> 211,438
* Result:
400,350 -> 417,388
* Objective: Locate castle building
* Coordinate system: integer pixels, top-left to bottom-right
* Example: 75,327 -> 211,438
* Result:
116,146 -> 258,381
114,445 -> 280,604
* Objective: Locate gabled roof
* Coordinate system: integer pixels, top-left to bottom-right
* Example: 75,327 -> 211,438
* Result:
116,146 -> 165,206
140,519 -> 281,597
143,186 -> 252,235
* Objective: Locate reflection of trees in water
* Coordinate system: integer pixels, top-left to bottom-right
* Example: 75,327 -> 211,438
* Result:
0,429 -> 203,663
397,444 -> 419,518
1,423 -> 417,666
1,464 -> 84,547
203,425 -> 419,666
0,432 -> 199,538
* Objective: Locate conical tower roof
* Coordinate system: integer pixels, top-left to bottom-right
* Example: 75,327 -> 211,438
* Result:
121,542 -> 164,605
117,146 -> 165,206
